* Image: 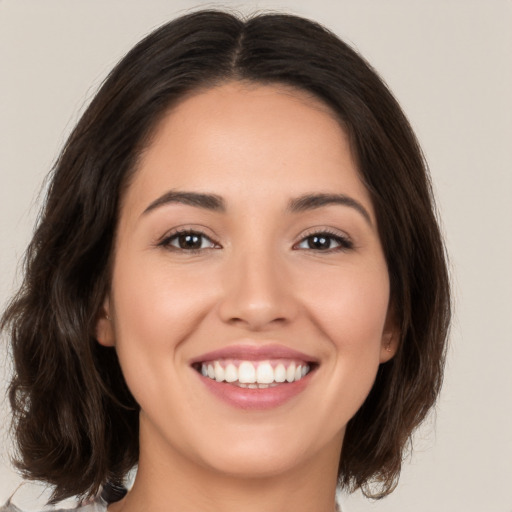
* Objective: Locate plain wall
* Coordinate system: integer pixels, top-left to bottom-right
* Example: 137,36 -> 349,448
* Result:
1,1 -> 511,510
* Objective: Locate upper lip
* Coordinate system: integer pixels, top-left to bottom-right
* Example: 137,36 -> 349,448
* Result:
190,342 -> 319,365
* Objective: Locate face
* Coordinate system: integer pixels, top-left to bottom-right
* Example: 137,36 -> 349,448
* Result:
97,82 -> 396,481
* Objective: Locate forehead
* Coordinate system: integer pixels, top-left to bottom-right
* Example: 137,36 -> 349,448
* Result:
124,81 -> 373,218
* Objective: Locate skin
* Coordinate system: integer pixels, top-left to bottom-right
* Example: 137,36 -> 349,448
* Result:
96,82 -> 397,512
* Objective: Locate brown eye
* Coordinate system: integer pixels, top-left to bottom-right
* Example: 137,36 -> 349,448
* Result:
296,232 -> 353,252
176,233 -> 203,249
160,230 -> 218,251
306,235 -> 332,250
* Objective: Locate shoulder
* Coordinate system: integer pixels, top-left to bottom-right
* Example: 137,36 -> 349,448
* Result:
0,500 -> 107,512
1,481 -> 126,512
0,494 -> 107,512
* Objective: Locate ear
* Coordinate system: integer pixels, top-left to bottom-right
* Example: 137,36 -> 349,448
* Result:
95,297 -> 115,347
379,307 -> 399,363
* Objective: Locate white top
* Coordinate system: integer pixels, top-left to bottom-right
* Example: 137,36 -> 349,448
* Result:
0,498 -> 107,512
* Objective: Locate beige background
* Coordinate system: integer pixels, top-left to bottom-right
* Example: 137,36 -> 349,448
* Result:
1,1 -> 511,510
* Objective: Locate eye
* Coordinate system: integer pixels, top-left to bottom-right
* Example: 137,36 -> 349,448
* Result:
295,231 -> 353,252
159,230 -> 219,252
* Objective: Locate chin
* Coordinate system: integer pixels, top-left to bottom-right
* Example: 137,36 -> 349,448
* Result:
188,422 -> 342,480
200,445 -> 309,479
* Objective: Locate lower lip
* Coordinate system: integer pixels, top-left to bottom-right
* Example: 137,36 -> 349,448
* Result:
196,371 -> 313,410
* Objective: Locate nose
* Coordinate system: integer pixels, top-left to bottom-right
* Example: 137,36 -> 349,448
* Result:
217,247 -> 298,331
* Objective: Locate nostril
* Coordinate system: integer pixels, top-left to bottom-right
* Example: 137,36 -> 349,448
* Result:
227,316 -> 289,329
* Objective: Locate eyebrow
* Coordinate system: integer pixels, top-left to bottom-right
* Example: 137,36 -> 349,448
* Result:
142,190 -> 226,215
287,193 -> 372,225
142,190 -> 372,225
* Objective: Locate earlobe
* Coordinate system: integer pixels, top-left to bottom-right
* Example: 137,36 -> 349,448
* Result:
95,299 -> 115,347
380,309 -> 399,363
380,330 -> 398,363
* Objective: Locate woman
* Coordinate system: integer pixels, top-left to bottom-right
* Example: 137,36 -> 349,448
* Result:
1,10 -> 450,512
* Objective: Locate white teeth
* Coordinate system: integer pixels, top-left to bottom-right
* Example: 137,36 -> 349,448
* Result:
274,363 -> 286,383
199,359 -> 311,386
256,362 -> 274,384
214,361 -> 225,382
238,361 -> 256,383
286,362 -> 296,383
238,382 -> 279,389
224,363 -> 238,383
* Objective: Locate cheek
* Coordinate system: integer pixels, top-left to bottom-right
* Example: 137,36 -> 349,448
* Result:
307,265 -> 390,414
276,260 -> 392,441
109,255 -> 219,396
298,261 -> 391,352
113,254 -> 217,337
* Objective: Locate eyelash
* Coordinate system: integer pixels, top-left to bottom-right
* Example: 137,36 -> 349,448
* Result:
294,228 -> 354,252
158,229 -> 219,254
158,228 -> 353,254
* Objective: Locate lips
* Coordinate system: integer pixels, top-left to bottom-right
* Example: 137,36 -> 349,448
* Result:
190,344 -> 319,364
190,343 -> 318,409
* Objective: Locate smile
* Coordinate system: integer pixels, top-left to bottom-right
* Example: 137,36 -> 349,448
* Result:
190,343 -> 318,409
197,359 -> 311,388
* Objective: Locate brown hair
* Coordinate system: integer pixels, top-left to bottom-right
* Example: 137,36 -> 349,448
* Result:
1,9 -> 450,502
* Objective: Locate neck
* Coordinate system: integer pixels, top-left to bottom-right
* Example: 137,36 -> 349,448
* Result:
111,418 -> 342,512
